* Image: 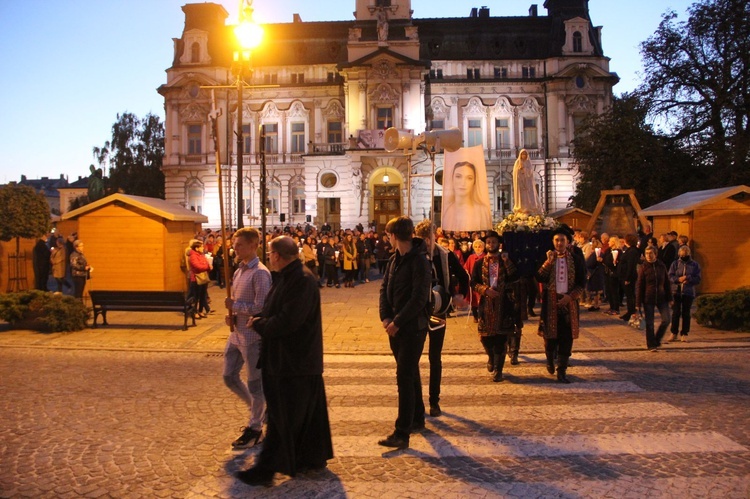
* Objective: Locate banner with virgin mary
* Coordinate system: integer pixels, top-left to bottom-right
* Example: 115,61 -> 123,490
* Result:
441,145 -> 492,231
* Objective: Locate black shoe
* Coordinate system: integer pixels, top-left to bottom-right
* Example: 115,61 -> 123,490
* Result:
429,404 -> 442,417
557,371 -> 571,384
620,314 -> 631,321
235,466 -> 274,486
231,427 -> 262,449
493,371 -> 504,382
486,360 -> 494,373
546,362 -> 556,375
510,354 -> 519,366
378,433 -> 409,449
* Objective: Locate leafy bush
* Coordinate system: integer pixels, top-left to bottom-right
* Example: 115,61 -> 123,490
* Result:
695,287 -> 750,332
0,290 -> 90,332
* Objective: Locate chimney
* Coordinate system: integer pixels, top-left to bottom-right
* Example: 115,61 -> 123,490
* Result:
479,6 -> 490,17
470,7 -> 478,18
529,4 -> 538,16
293,13 -> 302,23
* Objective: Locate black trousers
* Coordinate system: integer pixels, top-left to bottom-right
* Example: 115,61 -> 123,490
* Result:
389,329 -> 427,439
427,323 -> 446,407
622,280 -> 636,317
545,310 -> 574,365
671,294 -> 694,335
480,334 -> 509,367
325,263 -> 339,286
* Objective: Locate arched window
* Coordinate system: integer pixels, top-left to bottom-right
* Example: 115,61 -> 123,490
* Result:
191,42 -> 200,63
572,32 -> 583,53
242,178 -> 252,215
186,180 -> 204,213
292,186 -> 305,214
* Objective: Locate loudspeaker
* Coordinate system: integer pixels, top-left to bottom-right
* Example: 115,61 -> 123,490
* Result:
280,213 -> 286,222
423,128 -> 462,152
384,128 -> 415,152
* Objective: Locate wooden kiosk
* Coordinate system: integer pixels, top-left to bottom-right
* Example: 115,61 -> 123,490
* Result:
59,194 -> 208,294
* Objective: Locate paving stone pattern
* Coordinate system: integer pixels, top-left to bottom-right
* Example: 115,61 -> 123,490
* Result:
1,279 -> 750,497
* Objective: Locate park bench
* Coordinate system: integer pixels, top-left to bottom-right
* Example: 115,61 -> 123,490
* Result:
89,291 -> 196,331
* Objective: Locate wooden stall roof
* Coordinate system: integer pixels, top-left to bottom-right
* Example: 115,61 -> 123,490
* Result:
639,185 -> 750,217
60,193 -> 208,223
548,207 -> 593,219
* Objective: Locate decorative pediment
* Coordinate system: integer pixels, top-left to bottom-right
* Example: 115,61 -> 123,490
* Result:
462,97 -> 486,116
491,97 -> 513,115
288,101 -> 310,119
323,100 -> 345,119
520,97 -> 542,115
180,103 -> 208,122
430,97 -> 450,117
370,58 -> 399,80
260,102 -> 281,120
568,94 -> 593,112
370,83 -> 399,105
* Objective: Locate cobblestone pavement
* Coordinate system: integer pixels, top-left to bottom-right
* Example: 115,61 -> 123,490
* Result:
1,277 -> 750,497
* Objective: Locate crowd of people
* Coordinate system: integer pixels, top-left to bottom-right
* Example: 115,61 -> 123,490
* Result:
576,226 -> 702,349
32,231 -> 91,300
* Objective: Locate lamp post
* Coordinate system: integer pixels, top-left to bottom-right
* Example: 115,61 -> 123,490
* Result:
232,0 -> 263,229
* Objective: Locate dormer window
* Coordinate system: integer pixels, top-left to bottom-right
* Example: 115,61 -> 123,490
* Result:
191,42 -> 200,63
573,32 -> 583,53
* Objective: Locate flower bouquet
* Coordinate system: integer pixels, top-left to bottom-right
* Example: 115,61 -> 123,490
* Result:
496,212 -> 559,233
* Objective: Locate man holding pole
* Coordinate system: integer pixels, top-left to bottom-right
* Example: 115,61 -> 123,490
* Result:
223,227 -> 272,448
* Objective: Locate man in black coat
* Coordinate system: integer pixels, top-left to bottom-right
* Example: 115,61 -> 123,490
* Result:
32,236 -> 51,291
618,234 -> 641,322
378,216 -> 432,449
236,236 -> 333,487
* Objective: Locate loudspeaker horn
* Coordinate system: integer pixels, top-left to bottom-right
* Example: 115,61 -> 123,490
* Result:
384,128 -> 415,152
423,128 -> 462,152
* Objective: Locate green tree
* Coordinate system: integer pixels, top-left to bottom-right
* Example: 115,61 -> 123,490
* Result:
95,112 -> 165,198
0,184 -> 51,290
571,95 -> 699,211
638,0 -> 750,185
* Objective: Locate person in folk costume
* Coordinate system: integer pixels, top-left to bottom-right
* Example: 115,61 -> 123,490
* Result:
536,226 -> 586,383
471,231 -> 522,382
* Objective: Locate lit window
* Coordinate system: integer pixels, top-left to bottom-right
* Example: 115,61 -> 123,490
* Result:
263,124 -> 278,153
327,121 -> 342,144
468,119 -> 483,147
292,186 -> 305,214
291,123 -> 305,153
242,179 -> 252,215
188,124 -> 202,155
495,118 -> 510,149
523,118 -> 538,148
377,107 -> 393,129
242,124 -> 252,155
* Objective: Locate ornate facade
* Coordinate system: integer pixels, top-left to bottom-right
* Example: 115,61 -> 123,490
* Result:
159,0 -> 618,231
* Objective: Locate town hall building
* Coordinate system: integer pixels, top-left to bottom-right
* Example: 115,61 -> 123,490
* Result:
158,0 -> 618,231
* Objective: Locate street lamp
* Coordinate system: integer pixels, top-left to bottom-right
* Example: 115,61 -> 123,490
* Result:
232,0 -> 263,229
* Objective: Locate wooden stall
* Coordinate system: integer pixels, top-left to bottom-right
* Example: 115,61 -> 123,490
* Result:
548,207 -> 593,231
639,185 -> 750,294
60,194 -> 207,294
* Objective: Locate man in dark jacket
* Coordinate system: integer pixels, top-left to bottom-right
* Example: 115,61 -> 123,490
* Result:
32,236 -> 51,291
618,234 -> 640,322
636,246 -> 672,351
378,216 -> 432,449
236,236 -> 333,487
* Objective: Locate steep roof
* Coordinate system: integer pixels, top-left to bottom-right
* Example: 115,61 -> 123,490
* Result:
639,185 -> 750,217
61,193 -> 208,223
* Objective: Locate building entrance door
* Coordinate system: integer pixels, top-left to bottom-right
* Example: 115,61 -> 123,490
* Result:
373,184 -> 401,233
317,198 -> 341,231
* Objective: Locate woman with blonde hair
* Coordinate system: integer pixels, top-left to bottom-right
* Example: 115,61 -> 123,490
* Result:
441,161 -> 492,231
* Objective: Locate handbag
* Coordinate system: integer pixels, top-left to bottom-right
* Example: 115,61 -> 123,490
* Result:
195,271 -> 210,285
